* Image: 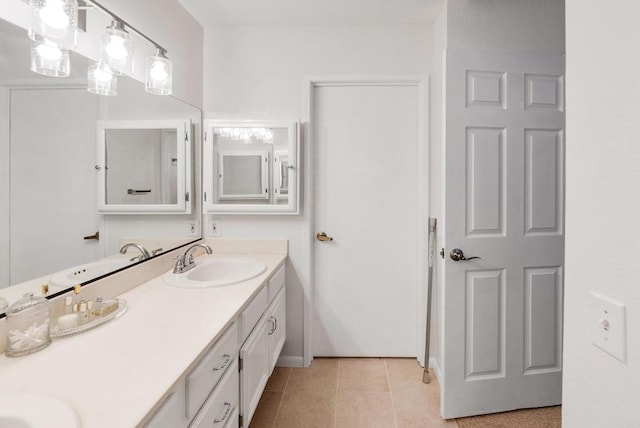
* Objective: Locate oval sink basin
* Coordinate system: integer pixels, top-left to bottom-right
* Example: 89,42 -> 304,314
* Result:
163,257 -> 266,289
0,393 -> 80,428
49,258 -> 133,288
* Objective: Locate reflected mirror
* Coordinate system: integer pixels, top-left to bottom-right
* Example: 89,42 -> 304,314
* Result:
97,120 -> 192,213
203,120 -> 299,214
0,15 -> 201,315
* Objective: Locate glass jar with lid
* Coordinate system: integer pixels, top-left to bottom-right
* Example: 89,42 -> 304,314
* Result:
6,292 -> 51,357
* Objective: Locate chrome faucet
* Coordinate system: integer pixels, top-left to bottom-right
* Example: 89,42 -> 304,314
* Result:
120,243 -> 151,262
173,243 -> 212,274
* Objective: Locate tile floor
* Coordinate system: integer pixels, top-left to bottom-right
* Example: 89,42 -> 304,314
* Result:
248,358 -> 562,428
248,358 -> 456,428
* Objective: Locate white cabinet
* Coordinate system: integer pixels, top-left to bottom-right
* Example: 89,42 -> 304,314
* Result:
267,288 -> 286,374
146,391 -> 184,428
240,317 -> 271,426
239,265 -> 286,427
190,359 -> 239,428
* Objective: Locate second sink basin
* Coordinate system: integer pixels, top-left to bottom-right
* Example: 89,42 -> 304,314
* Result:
163,256 -> 266,288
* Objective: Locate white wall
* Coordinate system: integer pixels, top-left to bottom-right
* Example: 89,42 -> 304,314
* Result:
563,1 -> 640,426
203,23 -> 433,362
446,0 -> 565,54
0,89 -> 9,288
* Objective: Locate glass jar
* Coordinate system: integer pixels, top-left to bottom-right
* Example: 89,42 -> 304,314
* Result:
6,293 -> 51,357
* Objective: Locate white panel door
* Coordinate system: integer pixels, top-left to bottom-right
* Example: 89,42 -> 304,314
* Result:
313,83 -> 420,357
442,51 -> 564,418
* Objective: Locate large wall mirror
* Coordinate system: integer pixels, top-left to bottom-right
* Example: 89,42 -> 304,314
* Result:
0,15 -> 202,315
203,120 -> 299,214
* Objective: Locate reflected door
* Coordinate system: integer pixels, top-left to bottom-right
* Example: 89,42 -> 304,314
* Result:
10,88 -> 101,283
442,51 -> 564,418
313,83 -> 419,357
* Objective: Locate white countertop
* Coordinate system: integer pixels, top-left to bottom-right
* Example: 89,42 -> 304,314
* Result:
0,252 -> 286,428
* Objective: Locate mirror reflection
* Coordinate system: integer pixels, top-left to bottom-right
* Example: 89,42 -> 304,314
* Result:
203,121 -> 299,214
0,17 -> 201,314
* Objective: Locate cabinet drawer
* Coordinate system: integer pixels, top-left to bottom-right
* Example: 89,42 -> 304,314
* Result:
189,359 -> 239,428
241,286 -> 268,343
186,322 -> 238,419
267,265 -> 285,303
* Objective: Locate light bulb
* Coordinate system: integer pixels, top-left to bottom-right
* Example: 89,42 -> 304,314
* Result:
94,66 -> 113,82
149,62 -> 168,81
36,40 -> 62,61
105,36 -> 128,60
39,0 -> 69,29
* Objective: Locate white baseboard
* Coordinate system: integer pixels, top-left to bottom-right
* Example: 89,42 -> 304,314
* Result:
277,355 -> 304,367
429,357 -> 443,383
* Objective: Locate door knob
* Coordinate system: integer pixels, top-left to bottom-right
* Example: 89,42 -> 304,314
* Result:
449,248 -> 480,261
316,232 -> 333,242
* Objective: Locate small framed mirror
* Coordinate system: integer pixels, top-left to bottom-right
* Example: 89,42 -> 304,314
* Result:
96,119 -> 192,214
203,120 -> 299,214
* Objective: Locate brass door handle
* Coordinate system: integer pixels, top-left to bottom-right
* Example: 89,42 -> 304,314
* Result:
83,231 -> 100,241
316,232 -> 333,242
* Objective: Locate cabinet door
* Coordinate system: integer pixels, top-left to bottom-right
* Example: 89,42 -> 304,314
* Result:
145,390 -> 185,428
240,317 -> 270,426
268,288 -> 286,374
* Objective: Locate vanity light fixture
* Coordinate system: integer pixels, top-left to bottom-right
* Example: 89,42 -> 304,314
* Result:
28,0 -> 78,50
145,48 -> 173,96
30,33 -> 70,77
214,127 -> 274,144
87,61 -> 117,96
100,20 -> 134,76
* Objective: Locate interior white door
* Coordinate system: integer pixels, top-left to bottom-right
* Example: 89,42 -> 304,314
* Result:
10,88 -> 100,283
313,83 -> 420,357
442,51 -> 564,418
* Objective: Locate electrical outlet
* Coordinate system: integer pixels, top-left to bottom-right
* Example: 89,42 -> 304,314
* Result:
187,221 -> 199,237
590,292 -> 626,362
210,219 -> 221,237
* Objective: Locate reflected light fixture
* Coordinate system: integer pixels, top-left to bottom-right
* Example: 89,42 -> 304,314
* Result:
145,48 -> 173,96
87,62 -> 117,96
100,20 -> 134,76
30,34 -> 70,77
214,128 -> 274,144
28,0 -> 78,49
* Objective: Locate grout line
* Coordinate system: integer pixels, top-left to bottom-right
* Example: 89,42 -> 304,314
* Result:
270,368 -> 292,428
384,359 -> 399,428
334,359 -> 340,428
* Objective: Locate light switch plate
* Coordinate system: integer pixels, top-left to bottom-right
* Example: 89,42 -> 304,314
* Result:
590,292 -> 626,363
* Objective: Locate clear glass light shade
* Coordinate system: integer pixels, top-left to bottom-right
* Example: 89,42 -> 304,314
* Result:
100,21 -> 134,76
30,36 -> 70,77
145,52 -> 172,95
87,62 -> 117,96
29,0 -> 78,50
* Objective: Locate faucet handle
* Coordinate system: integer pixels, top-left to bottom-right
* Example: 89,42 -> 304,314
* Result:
172,256 -> 185,273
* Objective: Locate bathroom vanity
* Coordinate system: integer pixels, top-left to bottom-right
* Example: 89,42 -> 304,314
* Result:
0,241 -> 287,428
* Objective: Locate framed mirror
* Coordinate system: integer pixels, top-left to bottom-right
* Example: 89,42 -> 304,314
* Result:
97,119 -> 192,214
0,14 -> 201,315
203,120 -> 299,214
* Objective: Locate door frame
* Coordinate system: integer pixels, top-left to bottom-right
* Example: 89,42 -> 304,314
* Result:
303,76 -> 430,366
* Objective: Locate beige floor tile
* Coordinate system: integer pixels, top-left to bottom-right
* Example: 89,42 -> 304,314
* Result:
286,359 -> 339,393
385,358 -> 438,392
249,391 -> 284,428
273,391 -> 336,428
338,358 -> 389,392
392,385 -> 457,428
265,367 -> 292,392
335,391 -> 396,428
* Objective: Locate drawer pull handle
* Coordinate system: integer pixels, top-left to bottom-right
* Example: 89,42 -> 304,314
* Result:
268,316 -> 277,335
213,402 -> 232,424
212,354 -> 231,372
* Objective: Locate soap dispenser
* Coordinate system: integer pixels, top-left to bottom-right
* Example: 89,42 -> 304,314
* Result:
5,292 -> 52,357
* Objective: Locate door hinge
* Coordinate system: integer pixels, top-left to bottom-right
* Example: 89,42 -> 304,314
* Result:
238,357 -> 243,371
185,192 -> 190,202
203,191 -> 207,202
239,415 -> 243,427
440,248 -> 445,259
204,131 -> 207,142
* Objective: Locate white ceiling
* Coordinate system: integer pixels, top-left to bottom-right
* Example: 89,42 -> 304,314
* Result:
178,0 -> 445,27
